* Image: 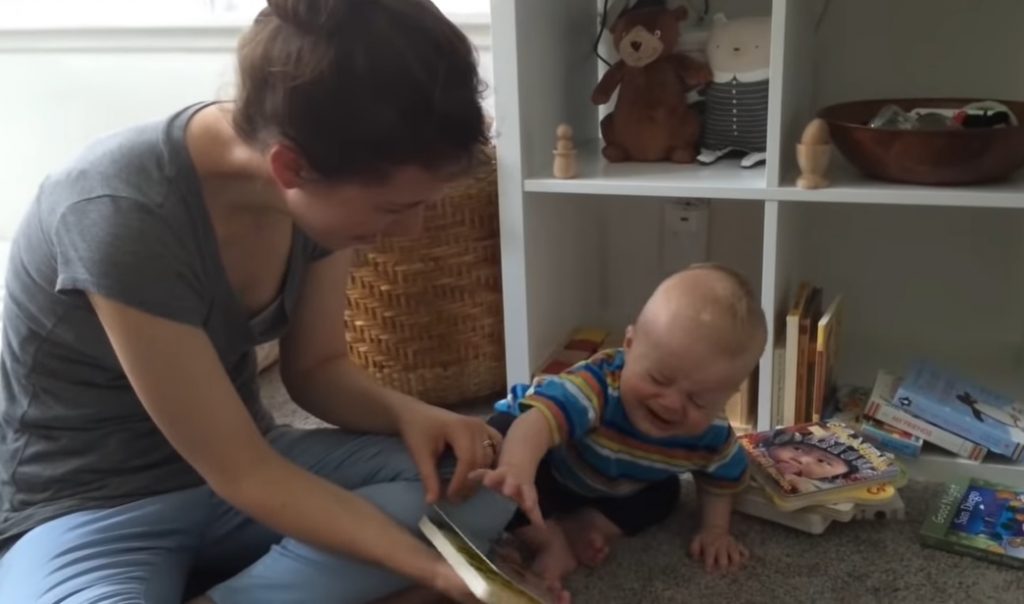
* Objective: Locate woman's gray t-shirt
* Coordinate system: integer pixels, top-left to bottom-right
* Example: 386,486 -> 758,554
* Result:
0,102 -> 331,550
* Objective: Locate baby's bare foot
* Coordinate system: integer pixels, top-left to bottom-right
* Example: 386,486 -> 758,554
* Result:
514,522 -> 578,587
532,523 -> 578,584
559,508 -> 622,568
506,524 -> 575,604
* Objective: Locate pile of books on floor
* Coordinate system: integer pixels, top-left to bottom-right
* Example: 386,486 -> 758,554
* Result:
733,420 -> 908,535
824,360 -> 1024,466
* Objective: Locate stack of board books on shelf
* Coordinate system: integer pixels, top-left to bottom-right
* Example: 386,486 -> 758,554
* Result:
734,420 -> 909,534
775,279 -> 1024,466
771,281 -> 844,428
823,361 -> 1024,466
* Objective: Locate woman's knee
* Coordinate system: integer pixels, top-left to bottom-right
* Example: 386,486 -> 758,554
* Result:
270,428 -> 423,487
207,481 -> 517,603
271,427 -> 494,498
429,486 -> 518,550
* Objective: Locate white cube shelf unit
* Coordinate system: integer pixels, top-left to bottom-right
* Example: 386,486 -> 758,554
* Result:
489,0 -> 1024,483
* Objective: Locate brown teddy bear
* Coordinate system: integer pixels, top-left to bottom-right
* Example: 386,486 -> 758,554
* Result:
592,4 -> 711,163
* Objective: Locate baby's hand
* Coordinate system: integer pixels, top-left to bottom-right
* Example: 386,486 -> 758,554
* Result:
688,528 -> 749,573
469,465 -> 544,527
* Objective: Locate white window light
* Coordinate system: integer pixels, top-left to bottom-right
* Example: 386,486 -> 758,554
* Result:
0,0 -> 489,29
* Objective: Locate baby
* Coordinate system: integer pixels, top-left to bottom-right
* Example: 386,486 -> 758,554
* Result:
473,263 -> 768,589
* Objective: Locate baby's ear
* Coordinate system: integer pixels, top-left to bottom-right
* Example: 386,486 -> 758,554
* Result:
623,325 -> 635,349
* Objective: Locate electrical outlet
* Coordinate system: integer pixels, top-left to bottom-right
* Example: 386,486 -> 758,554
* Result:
660,198 -> 709,274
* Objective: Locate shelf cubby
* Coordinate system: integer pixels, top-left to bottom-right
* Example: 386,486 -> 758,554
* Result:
492,0 -> 1024,481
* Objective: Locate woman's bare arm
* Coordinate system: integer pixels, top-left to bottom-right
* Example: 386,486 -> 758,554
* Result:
89,292 -> 448,588
276,250 -> 501,503
278,250 -> 427,434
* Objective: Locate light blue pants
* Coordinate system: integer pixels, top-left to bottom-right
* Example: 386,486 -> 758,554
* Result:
0,426 -> 515,603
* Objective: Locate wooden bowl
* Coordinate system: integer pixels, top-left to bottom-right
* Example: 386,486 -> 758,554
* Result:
818,98 -> 1024,186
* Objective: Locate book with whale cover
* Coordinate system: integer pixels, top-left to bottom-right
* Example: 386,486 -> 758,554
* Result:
892,360 -> 1024,460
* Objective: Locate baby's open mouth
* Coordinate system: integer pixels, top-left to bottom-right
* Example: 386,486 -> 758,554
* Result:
647,406 -> 677,426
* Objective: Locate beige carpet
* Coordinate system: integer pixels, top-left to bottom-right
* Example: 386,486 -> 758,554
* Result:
259,368 -> 1022,603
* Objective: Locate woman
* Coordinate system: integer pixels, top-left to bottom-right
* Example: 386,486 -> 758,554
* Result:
0,1 -> 513,602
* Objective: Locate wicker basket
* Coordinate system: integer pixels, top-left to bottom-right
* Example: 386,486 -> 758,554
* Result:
344,151 -> 506,406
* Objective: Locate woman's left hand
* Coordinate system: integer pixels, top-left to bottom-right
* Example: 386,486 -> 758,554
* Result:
397,402 -> 502,504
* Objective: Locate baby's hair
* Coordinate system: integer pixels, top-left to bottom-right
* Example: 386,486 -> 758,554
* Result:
683,262 -> 768,357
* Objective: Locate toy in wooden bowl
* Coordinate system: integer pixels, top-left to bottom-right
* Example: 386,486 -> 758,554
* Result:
818,98 -> 1024,186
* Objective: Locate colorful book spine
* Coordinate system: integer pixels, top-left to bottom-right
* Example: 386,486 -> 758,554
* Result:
783,282 -> 811,426
893,361 -> 1024,460
771,343 -> 786,427
859,418 -> 923,458
534,328 -> 609,377
864,397 -> 987,461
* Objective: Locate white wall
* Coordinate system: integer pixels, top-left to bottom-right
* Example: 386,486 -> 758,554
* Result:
0,0 -> 489,28
813,0 -> 1023,111
0,18 -> 491,320
601,198 -> 764,332
0,21 -> 493,241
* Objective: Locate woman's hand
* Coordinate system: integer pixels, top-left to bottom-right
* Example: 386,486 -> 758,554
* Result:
430,559 -> 484,604
397,401 -> 502,504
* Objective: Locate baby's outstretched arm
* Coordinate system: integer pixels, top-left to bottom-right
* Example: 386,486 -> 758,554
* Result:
688,488 -> 749,573
474,357 -> 608,527
471,409 -> 554,526
699,489 -> 735,533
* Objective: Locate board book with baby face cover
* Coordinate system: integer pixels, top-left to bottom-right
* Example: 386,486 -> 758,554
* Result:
737,420 -> 906,511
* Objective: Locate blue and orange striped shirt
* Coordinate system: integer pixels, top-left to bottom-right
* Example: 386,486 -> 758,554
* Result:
494,348 -> 749,498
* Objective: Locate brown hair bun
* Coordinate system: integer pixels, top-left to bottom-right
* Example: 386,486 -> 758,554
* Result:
235,0 -> 486,182
265,0 -> 352,36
